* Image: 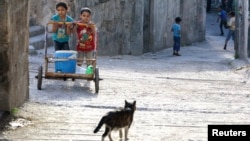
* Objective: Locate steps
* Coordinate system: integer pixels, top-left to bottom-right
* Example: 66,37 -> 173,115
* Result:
29,26 -> 53,50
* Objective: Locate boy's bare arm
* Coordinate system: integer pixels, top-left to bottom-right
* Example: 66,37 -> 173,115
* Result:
66,23 -> 73,35
66,22 -> 79,35
71,23 -> 78,34
51,21 -> 58,33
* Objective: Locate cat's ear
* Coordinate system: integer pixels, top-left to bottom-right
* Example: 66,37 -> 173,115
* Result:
133,101 -> 136,105
125,100 -> 128,104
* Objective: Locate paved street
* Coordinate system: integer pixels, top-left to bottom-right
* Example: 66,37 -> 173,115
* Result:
1,12 -> 250,141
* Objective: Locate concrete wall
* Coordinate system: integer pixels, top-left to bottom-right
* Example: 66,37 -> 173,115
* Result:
29,0 -> 206,56
75,0 -> 206,55
148,0 -> 181,52
0,0 -> 30,111
140,0 -> 206,52
29,0 -> 75,26
180,0 -> 206,45
75,0 -> 144,55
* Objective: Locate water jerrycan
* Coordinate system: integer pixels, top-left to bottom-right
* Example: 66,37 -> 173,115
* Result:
86,65 -> 94,74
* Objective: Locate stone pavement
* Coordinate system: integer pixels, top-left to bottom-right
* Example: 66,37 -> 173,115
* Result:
1,12 -> 250,141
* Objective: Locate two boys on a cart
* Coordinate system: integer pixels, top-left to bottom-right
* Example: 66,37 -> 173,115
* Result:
36,2 -> 100,93
51,2 -> 96,66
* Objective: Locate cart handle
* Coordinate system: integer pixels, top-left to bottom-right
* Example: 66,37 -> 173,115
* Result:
47,22 -> 94,26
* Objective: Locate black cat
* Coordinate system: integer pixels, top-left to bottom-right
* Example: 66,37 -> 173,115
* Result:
93,100 -> 136,141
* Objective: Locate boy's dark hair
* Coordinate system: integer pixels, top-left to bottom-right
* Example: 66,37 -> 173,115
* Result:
175,17 -> 182,23
230,11 -> 235,16
56,2 -> 68,10
80,7 -> 92,15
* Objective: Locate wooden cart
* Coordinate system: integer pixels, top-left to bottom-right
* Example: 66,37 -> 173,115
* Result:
36,22 -> 100,93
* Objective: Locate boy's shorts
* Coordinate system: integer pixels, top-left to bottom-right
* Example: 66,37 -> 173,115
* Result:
54,41 -> 70,51
77,50 -> 94,66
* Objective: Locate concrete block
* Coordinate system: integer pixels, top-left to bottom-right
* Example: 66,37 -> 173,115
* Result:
29,26 -> 45,37
29,45 -> 37,55
29,34 -> 53,50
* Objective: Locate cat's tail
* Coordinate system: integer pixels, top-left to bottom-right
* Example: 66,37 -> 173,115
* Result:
93,116 -> 107,133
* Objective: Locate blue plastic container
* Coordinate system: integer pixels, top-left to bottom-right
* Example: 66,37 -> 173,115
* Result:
54,51 -> 77,73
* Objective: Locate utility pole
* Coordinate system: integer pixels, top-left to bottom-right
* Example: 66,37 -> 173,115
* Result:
234,0 -> 249,60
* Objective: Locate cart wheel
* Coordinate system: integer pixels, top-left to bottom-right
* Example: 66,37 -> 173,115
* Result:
37,65 -> 43,90
94,67 -> 99,93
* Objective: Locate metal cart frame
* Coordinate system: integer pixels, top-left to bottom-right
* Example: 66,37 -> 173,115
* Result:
36,22 -> 100,93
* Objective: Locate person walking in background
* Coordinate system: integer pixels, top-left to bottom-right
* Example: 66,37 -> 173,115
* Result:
51,2 -> 74,51
224,11 -> 235,50
171,17 -> 182,56
217,6 -> 228,36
